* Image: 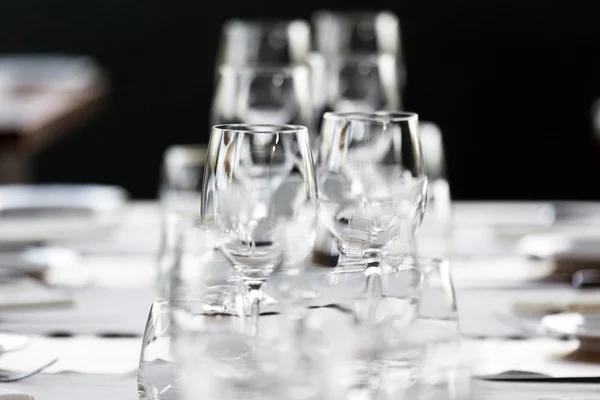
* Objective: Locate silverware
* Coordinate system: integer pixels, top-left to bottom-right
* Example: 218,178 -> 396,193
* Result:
0,358 -> 58,382
474,370 -> 600,383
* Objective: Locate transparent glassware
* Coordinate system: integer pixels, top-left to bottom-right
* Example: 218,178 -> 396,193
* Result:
325,53 -> 400,114
137,298 -> 178,400
201,124 -> 317,336
388,122 -> 452,261
380,257 -> 470,400
172,286 -> 318,400
156,211 -> 187,298
312,10 -> 401,58
216,19 -> 311,67
157,145 -> 207,296
169,217 -> 230,300
158,144 -> 206,214
312,10 -> 406,88
211,64 -> 315,143
302,264 -> 423,400
317,111 -> 427,274
308,57 -> 403,267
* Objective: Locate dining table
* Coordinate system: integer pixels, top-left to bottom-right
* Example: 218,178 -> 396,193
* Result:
2,200 -> 600,399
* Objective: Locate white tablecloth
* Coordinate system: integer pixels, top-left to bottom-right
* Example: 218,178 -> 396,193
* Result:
3,201 -> 600,400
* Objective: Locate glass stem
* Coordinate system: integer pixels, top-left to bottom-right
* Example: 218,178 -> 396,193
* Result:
363,260 -> 383,328
363,259 -> 384,400
244,281 -> 263,337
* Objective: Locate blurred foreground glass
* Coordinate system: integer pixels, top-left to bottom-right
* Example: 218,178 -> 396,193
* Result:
211,64 -> 315,139
381,258 -> 470,400
138,298 -> 178,400
216,19 -> 311,66
317,111 -> 427,273
201,124 -> 317,336
172,287 -> 317,400
303,265 -> 422,400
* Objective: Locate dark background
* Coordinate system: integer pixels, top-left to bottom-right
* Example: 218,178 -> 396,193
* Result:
1,0 -> 599,200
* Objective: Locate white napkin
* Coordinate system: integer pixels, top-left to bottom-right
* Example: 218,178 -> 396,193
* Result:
0,389 -> 34,400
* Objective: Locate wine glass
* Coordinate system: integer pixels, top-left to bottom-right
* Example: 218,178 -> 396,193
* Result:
201,123 -> 317,336
211,64 -> 315,143
312,10 -> 406,88
325,53 -> 400,113
317,111 -> 427,274
216,19 -> 311,67
312,10 -> 401,57
309,54 -> 402,266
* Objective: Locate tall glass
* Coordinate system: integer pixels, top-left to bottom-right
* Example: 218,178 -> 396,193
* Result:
201,124 -> 317,336
317,111 -> 427,275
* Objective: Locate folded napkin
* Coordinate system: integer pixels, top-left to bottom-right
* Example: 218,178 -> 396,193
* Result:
0,389 -> 33,400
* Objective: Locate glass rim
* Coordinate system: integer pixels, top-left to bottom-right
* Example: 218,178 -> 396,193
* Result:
322,111 -> 418,123
218,63 -> 309,76
212,123 -> 309,135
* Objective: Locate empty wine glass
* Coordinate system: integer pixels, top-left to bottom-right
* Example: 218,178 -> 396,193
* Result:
216,19 -> 311,67
317,111 -> 427,274
308,54 -> 402,267
201,124 -> 317,336
211,64 -> 315,141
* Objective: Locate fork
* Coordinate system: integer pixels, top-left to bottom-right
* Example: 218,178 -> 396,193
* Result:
0,358 -> 58,382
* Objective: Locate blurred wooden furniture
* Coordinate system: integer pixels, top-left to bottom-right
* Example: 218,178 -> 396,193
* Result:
0,55 -> 109,183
